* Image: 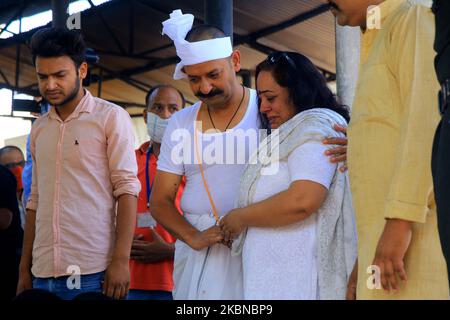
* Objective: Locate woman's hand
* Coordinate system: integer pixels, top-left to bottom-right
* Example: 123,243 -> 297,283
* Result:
219,209 -> 246,243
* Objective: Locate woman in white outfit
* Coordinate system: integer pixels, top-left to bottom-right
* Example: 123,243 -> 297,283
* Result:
219,51 -> 358,300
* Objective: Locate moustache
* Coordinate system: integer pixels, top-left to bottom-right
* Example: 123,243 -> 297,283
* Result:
195,89 -> 224,99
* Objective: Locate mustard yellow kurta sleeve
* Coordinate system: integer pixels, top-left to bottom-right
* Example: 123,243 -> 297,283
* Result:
384,5 -> 440,223
347,0 -> 449,300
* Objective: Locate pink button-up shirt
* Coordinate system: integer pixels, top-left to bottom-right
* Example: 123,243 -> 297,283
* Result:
27,90 -> 140,278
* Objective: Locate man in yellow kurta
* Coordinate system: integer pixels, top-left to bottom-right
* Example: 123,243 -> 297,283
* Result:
329,0 -> 449,299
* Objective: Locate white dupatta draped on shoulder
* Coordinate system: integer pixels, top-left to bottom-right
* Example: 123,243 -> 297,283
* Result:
232,108 -> 358,300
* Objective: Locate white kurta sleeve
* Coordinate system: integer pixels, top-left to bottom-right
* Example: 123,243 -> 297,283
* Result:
287,141 -> 337,189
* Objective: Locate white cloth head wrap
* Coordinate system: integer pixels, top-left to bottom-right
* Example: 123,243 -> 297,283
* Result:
162,9 -> 233,80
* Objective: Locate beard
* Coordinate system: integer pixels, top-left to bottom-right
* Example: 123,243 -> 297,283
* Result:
49,77 -> 81,107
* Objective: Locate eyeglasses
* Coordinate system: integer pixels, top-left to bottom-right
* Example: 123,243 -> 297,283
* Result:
3,161 -> 25,169
267,51 -> 297,71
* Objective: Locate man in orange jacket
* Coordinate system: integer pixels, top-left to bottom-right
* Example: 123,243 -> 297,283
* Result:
128,85 -> 186,300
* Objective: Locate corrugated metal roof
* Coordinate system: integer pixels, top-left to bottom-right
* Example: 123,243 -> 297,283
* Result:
0,0 -> 337,115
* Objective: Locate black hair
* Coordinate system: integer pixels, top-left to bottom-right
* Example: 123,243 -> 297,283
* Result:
145,85 -> 186,108
29,27 -> 86,68
256,51 -> 350,129
185,24 -> 226,42
0,145 -> 24,160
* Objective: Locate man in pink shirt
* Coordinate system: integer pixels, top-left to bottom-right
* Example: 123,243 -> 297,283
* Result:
16,28 -> 140,300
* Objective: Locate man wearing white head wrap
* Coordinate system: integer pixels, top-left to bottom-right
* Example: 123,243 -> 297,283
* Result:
150,10 -> 260,300
162,9 -> 233,80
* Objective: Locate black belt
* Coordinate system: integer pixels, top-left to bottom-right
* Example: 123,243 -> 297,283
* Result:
439,78 -> 450,116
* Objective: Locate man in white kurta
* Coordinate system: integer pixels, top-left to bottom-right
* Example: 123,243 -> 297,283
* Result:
150,10 -> 260,299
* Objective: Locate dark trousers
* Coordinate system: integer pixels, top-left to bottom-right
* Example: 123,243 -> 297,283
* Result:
432,106 -> 450,287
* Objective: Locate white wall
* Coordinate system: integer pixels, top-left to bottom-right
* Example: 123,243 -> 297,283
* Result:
4,134 -> 28,156
131,116 -> 149,148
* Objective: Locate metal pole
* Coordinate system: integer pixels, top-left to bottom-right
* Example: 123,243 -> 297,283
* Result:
129,1 -> 134,55
98,68 -> 103,98
12,8 -> 23,116
52,0 -> 69,29
335,22 -> 360,109
204,0 -> 233,43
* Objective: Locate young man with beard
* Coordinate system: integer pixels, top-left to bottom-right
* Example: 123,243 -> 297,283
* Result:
16,28 -> 140,300
327,0 -> 449,299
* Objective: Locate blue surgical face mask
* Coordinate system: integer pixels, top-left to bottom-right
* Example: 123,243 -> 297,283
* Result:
147,112 -> 169,143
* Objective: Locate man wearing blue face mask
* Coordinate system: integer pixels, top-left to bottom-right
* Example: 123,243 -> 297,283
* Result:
128,85 -> 186,300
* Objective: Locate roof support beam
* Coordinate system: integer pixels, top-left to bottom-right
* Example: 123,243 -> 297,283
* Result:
0,1 -> 336,90
128,1 -> 135,55
20,82 -> 38,91
0,83 -> 39,96
0,68 -> 11,86
92,62 -> 151,92
92,49 -> 161,61
99,55 -> 179,82
99,3 -> 334,81
235,4 -> 330,45
51,0 -> 69,29
204,0 -> 233,43
135,43 -> 173,57
0,23 -> 48,49
0,0 -> 29,37
245,40 -> 335,82
86,0 -> 127,55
